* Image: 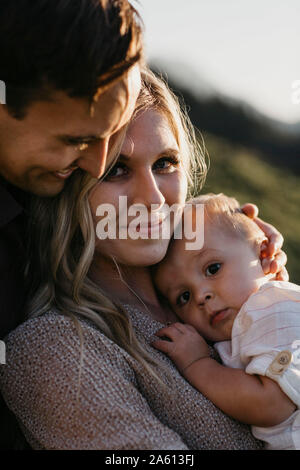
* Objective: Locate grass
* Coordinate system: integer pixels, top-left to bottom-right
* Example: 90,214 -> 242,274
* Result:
199,132 -> 300,284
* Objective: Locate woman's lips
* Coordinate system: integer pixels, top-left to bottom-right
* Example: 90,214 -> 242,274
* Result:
118,214 -> 168,237
210,308 -> 230,326
136,219 -> 164,236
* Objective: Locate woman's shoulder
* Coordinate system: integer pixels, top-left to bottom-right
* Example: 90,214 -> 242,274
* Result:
5,310 -> 74,341
5,309 -> 108,345
3,311 -> 70,358
0,311 -> 143,450
2,310 -> 129,378
0,310 -> 136,406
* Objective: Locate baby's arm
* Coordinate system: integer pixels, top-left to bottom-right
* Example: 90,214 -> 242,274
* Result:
152,323 -> 296,427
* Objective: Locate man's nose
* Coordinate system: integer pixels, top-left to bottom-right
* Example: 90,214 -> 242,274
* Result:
132,170 -> 165,209
77,138 -> 109,179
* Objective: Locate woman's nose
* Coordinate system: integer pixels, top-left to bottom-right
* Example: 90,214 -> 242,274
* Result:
131,170 -> 165,210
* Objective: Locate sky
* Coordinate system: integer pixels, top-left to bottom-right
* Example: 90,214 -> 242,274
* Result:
133,0 -> 300,124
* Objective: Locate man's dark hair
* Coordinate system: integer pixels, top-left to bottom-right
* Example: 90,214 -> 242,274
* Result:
0,0 -> 143,118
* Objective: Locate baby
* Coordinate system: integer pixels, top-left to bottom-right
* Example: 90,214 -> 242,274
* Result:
152,193 -> 300,450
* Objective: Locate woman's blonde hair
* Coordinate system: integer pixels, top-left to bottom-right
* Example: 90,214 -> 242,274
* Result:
26,67 -> 208,380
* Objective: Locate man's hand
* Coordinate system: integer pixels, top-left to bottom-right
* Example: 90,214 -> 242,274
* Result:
242,203 -> 288,281
152,323 -> 210,373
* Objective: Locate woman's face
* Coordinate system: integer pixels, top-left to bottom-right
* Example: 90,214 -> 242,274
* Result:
89,108 -> 188,267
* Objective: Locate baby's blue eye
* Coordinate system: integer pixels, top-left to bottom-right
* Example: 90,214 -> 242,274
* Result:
176,291 -> 190,306
205,263 -> 221,277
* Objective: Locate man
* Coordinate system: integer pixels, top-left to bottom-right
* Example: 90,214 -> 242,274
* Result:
0,0 -> 142,448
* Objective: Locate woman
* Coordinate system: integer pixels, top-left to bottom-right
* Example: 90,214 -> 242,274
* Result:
0,69 -> 287,449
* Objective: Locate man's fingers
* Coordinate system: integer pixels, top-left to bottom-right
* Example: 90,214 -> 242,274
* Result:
241,203 -> 259,219
263,238 -> 284,258
273,250 -> 288,270
254,218 -> 284,257
242,206 -> 285,259
268,251 -> 288,275
275,266 -> 289,282
261,250 -> 287,274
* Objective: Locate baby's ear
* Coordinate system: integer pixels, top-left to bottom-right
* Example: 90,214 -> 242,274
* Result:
259,237 -> 269,258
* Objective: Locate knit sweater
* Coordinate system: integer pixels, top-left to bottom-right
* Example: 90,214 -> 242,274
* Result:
0,306 -> 262,450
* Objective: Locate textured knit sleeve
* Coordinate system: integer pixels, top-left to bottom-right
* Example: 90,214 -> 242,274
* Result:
0,313 -> 188,450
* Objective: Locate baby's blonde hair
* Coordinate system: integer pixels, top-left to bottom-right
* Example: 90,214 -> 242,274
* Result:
188,193 -> 266,250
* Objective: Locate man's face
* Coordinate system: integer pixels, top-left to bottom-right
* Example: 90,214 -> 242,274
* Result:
0,65 -> 141,196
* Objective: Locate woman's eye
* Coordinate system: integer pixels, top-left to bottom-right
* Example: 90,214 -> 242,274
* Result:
205,263 -> 221,277
104,163 -> 128,180
176,291 -> 190,306
154,156 -> 180,172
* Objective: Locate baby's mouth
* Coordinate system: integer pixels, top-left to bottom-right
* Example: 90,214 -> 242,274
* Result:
210,308 -> 230,326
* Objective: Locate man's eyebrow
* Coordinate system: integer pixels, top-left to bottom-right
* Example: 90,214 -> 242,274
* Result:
57,134 -> 103,144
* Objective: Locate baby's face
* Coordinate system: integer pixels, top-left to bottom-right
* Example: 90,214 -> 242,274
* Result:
155,210 -> 266,342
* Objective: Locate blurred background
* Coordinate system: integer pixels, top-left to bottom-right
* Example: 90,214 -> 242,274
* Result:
134,0 -> 300,283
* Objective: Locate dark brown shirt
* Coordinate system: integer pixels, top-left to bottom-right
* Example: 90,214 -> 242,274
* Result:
0,180 -> 27,340
0,178 -> 29,449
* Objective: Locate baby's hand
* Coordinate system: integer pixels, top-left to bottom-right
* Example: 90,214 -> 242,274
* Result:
152,323 -> 210,373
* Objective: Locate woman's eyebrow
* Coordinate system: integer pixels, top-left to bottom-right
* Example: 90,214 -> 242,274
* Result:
117,148 -> 180,162
157,148 -> 180,158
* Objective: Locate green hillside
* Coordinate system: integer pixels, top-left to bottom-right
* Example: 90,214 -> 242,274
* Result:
200,132 -> 300,284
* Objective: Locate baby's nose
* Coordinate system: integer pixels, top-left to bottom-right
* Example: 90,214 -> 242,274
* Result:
196,291 -> 214,305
